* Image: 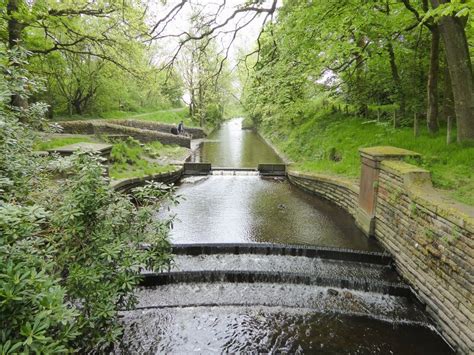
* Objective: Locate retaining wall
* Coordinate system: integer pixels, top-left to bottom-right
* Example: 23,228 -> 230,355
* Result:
111,167 -> 183,193
287,171 -> 359,216
375,161 -> 473,354
287,155 -> 473,354
58,120 -> 191,148
107,119 -> 206,139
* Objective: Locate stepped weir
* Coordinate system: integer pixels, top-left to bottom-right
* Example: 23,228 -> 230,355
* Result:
116,118 -> 455,353
118,243 -> 452,353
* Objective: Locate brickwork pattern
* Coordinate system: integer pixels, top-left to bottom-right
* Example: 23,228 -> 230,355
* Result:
375,167 -> 473,354
111,167 -> 183,193
107,119 -> 206,139
288,166 -> 473,354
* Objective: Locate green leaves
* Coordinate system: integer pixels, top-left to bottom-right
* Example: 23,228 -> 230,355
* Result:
1,49 -> 175,353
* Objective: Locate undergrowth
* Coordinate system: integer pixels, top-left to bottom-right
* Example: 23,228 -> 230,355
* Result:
262,111 -> 474,206
108,138 -> 184,179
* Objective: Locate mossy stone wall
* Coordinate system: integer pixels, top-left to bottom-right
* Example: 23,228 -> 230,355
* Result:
287,150 -> 473,354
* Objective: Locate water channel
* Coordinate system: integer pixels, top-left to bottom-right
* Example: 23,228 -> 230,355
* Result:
118,117 -> 453,353
168,117 -> 379,250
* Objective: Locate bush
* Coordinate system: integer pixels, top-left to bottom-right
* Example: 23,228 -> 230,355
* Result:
1,48 -> 177,352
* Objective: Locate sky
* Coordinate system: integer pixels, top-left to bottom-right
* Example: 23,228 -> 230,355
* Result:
147,0 -> 281,69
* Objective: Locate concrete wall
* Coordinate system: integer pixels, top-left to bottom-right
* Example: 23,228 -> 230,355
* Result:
58,120 -> 191,148
287,152 -> 473,354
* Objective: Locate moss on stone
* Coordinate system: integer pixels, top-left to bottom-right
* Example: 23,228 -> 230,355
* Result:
359,146 -> 421,158
381,160 -> 429,175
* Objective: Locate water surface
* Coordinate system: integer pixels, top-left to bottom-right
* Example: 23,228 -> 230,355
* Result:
119,306 -> 452,354
130,117 -> 453,354
189,117 -> 282,167
163,176 -> 380,251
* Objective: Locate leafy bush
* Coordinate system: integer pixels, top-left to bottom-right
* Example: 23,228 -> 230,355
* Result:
1,48 -> 177,352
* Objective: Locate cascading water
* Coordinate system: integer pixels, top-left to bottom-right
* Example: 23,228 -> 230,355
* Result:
117,118 -> 454,354
210,169 -> 260,176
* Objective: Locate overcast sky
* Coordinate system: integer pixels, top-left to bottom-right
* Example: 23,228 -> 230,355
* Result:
147,0 -> 281,69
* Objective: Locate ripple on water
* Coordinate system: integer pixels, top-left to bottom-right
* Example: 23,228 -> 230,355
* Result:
117,305 -> 453,354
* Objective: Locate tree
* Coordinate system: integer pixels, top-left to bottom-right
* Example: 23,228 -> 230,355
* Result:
430,0 -> 474,142
0,48 -> 176,352
178,12 -> 233,127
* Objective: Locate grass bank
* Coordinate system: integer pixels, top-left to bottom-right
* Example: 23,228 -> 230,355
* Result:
261,111 -> 474,206
54,107 -> 197,127
34,136 -> 95,150
34,136 -> 188,180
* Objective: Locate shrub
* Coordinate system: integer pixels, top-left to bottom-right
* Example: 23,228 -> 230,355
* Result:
1,48 -> 177,352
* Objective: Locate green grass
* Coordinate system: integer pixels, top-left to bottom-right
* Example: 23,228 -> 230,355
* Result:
264,111 -> 474,206
144,141 -> 188,161
34,136 -> 93,150
108,138 -> 186,180
109,162 -> 174,180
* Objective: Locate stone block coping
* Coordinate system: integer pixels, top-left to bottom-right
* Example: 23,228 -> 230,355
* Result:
359,146 -> 421,161
48,142 -> 113,157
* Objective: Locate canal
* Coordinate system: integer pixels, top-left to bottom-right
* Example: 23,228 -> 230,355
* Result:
118,118 -> 453,354
168,117 -> 379,250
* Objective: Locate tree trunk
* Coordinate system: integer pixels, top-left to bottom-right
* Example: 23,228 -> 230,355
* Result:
73,99 -> 83,115
442,62 -> 455,121
355,36 -> 368,116
387,42 -> 405,127
7,0 -> 28,111
431,0 -> 474,142
427,25 -> 440,134
198,84 -> 204,127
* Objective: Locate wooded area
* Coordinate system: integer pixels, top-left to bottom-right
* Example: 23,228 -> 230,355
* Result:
1,0 -> 473,352
243,0 -> 473,143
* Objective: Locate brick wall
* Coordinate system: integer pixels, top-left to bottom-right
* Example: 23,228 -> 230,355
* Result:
111,166 -> 183,193
107,119 -> 206,139
375,160 -> 473,354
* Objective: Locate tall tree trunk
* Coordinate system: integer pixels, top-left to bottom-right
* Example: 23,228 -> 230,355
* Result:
387,42 -> 405,127
355,36 -> 368,117
427,25 -> 440,134
431,0 -> 474,142
198,84 -> 204,127
7,0 -> 28,111
442,61 -> 455,121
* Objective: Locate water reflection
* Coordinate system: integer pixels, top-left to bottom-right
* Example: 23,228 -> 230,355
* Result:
118,306 -> 453,354
162,176 -> 380,251
189,117 -> 283,167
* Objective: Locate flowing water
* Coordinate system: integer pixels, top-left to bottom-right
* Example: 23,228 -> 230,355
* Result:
118,117 -> 454,354
168,117 -> 379,250
188,117 -> 283,167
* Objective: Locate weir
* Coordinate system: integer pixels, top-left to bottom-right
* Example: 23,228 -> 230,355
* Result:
117,118 -> 455,353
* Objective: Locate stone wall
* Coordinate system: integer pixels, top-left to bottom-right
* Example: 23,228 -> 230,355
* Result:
375,160 -> 473,354
287,170 -> 359,216
287,151 -> 473,354
107,119 -> 206,139
58,120 -> 191,148
111,166 -> 183,193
